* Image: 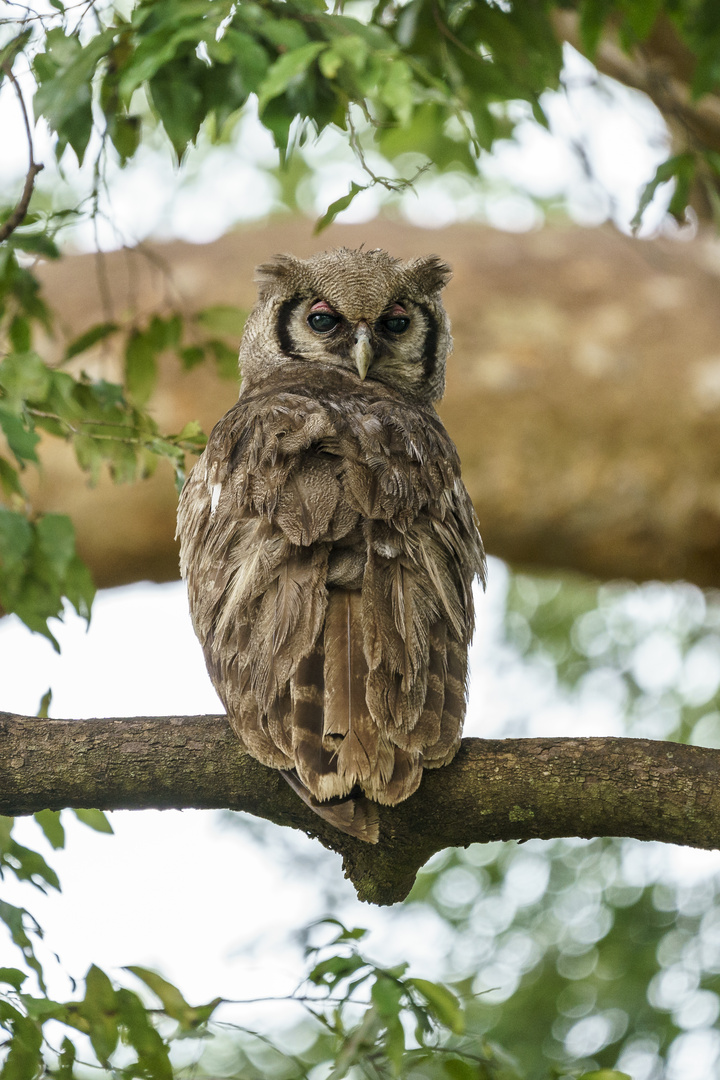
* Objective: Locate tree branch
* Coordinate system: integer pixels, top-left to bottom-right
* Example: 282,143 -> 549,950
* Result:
0,60 -> 43,244
2,712 -> 719,905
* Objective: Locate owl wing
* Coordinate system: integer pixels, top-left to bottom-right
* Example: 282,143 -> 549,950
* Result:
177,371 -> 485,832
332,397 -> 485,802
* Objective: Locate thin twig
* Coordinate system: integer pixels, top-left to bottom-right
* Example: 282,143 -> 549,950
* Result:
346,111 -> 432,194
0,60 -> 43,243
91,140 -> 115,322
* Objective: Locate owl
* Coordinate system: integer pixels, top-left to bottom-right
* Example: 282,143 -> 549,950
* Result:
177,248 -> 486,843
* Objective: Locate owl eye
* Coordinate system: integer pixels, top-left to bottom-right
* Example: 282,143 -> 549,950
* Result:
384,317 -> 410,334
308,312 -> 340,333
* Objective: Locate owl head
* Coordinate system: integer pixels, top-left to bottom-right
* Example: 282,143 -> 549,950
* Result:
238,247 -> 453,403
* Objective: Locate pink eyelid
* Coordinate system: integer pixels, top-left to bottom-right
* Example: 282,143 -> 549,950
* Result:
308,301 -> 408,317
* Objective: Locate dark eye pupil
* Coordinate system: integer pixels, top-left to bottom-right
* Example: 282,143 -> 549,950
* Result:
385,317 -> 410,334
308,313 -> 338,332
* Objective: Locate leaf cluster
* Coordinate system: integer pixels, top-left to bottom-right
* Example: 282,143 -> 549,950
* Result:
0,818 -> 520,1080
0,218 -> 244,639
7,0 -> 718,226
12,0 -> 564,172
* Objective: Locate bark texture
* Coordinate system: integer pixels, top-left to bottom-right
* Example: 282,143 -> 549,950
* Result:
2,711 -> 719,905
24,219 -> 720,592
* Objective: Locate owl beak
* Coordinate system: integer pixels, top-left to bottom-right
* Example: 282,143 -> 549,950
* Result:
353,322 -> 373,380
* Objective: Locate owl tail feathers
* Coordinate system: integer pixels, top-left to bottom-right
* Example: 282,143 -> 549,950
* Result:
281,769 -> 380,844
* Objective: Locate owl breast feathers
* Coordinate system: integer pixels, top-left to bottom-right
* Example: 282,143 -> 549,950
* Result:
177,248 -> 486,843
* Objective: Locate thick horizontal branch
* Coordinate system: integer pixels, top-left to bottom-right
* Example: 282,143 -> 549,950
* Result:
2,712 -> 718,905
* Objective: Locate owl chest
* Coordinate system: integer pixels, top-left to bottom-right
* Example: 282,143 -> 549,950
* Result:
205,395 -> 454,584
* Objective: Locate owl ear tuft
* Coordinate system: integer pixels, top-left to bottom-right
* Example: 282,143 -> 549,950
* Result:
404,254 -> 452,295
254,254 -> 302,298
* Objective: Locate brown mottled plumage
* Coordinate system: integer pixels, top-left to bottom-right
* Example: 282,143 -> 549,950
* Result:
177,248 -> 486,843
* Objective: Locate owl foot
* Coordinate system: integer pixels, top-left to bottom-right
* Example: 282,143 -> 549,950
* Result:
280,769 -> 379,844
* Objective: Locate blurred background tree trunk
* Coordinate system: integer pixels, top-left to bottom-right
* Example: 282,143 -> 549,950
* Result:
31,218 -> 720,590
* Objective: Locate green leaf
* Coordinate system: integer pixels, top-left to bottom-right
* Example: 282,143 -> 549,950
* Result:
384,1014 -> 405,1075
258,41 -> 326,110
631,153 -> 696,231
408,979 -> 464,1034
82,965 -> 118,1064
9,318 -> 31,353
371,974 -> 404,1019
63,555 -> 95,623
258,17 -> 311,52
33,28 -> 117,165
36,688 -> 52,719
125,966 -> 222,1030
36,514 -> 76,579
312,918 -> 368,944
148,51 -> 207,161
0,968 -> 27,992
56,1037 -> 77,1080
260,98 -> 293,159
0,458 -> 23,498
146,314 -> 182,351
125,967 -> 191,1020
109,114 -> 141,164
209,29 -> 269,94
195,306 -> 247,337
0,508 -> 33,571
175,420 -> 205,443
578,0 -> 613,59
125,330 -> 158,406
378,58 -> 414,125
314,182 -> 367,234
179,345 -> 204,370
0,409 -> 39,465
0,1014 -> 43,1080
10,232 -> 61,259
115,988 -> 173,1080
579,1072 -> 632,1080
0,351 -> 52,405
34,809 -> 64,849
64,322 -> 119,361
308,953 -> 367,988
442,1060 -> 481,1080
4,842 -> 60,891
0,901 -> 46,992
73,809 -> 113,834
0,30 -> 32,79
621,0 -> 663,42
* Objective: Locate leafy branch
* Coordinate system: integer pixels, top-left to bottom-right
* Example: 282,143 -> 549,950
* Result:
0,811 -> 526,1080
0,38 -> 43,244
